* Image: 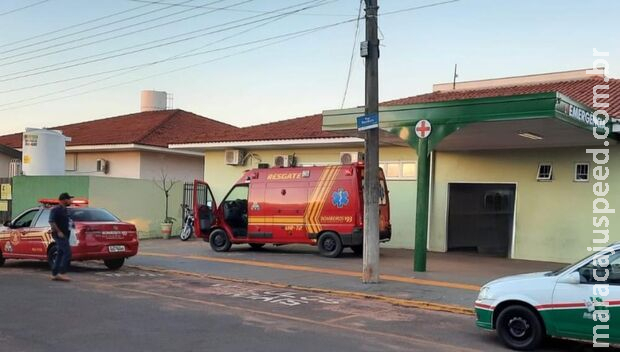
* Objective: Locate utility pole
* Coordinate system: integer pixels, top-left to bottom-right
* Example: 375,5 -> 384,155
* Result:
362,0 -> 380,283
452,63 -> 458,90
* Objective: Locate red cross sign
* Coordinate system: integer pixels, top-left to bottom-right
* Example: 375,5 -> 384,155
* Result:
415,119 -> 432,139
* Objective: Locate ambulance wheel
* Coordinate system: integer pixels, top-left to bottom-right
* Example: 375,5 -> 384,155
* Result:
496,305 -> 544,351
47,245 -> 58,269
210,229 -> 232,252
104,258 -> 125,270
249,243 -> 265,250
318,232 -> 343,258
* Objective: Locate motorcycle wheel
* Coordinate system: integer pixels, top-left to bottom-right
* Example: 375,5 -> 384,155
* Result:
179,222 -> 193,241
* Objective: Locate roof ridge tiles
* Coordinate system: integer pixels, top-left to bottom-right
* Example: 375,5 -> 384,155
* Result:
240,113 -> 322,129
135,109 -> 180,145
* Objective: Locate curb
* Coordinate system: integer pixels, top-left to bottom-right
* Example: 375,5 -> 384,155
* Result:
127,264 -> 475,316
139,252 -> 481,291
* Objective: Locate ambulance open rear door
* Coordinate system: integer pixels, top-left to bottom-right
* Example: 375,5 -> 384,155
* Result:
192,180 -> 217,239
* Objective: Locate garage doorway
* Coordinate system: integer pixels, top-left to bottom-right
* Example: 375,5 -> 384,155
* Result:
447,183 -> 516,257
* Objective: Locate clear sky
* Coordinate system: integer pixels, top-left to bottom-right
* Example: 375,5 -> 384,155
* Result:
0,0 -> 618,135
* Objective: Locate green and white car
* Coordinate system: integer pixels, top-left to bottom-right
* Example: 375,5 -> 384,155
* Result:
475,242 -> 620,350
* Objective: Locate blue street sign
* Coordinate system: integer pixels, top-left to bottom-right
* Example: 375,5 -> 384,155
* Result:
357,113 -> 379,131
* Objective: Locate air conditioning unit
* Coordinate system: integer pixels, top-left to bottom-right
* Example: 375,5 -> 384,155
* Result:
96,159 -> 109,174
273,155 -> 289,168
340,152 -> 364,164
225,149 -> 246,165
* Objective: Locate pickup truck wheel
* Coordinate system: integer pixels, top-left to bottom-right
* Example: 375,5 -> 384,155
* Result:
0,251 -> 5,267
209,229 -> 232,252
47,246 -> 58,269
104,258 -> 125,270
496,305 -> 544,351
249,243 -> 265,250
318,232 -> 343,258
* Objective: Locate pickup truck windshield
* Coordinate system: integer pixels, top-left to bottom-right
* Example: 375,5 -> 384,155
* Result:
68,208 -> 119,222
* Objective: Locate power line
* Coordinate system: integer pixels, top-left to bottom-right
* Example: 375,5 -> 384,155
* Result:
0,0 -> 460,110
0,0 -> 210,58
0,0 -> 330,81
340,0 -> 363,109
0,15 -> 287,96
381,0 -> 460,16
0,2 -> 153,49
338,0 -> 460,108
125,0 -> 353,16
0,0 -> 50,17
0,18 -> 356,112
0,1 -> 331,94
0,0 -> 254,68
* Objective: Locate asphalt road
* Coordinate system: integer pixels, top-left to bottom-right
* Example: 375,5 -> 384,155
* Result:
0,261 -> 616,352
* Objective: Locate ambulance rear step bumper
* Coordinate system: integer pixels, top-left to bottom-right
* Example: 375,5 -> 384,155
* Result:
344,227 -> 391,246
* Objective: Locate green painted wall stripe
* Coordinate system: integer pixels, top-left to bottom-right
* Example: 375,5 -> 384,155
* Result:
11,176 -> 90,216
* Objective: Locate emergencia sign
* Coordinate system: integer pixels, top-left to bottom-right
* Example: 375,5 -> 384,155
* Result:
557,100 -> 605,127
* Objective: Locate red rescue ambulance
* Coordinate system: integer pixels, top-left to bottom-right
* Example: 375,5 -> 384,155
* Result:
193,163 -> 391,257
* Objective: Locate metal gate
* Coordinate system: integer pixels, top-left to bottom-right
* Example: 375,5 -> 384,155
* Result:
182,182 -> 194,209
182,181 -> 211,209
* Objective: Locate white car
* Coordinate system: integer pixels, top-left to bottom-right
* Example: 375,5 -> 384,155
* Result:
475,242 -> 620,350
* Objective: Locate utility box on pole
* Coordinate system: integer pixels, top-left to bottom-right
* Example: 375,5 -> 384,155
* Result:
362,0 -> 380,284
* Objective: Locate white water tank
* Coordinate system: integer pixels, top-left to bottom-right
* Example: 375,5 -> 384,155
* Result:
140,90 -> 168,112
21,128 -> 71,176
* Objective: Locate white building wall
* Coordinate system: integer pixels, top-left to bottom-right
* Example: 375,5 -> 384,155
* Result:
139,151 -> 203,182
64,150 -> 205,182
66,151 -> 141,178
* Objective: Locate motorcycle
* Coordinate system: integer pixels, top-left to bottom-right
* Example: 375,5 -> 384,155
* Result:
179,204 -> 194,241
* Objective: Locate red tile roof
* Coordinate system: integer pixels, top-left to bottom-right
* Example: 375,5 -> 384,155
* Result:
382,76 -> 620,117
183,114 -> 345,144
0,76 -> 616,148
179,76 -> 619,144
0,109 -> 239,149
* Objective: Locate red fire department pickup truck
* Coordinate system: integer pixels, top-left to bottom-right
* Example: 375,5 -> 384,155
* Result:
0,199 -> 139,270
193,163 -> 391,257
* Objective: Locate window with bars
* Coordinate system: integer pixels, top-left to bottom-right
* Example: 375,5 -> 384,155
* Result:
537,164 -> 553,181
575,163 -> 589,182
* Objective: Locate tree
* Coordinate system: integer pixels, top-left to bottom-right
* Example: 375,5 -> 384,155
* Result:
154,170 -> 179,223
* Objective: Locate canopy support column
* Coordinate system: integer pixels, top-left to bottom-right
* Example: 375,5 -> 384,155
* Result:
414,137 -> 431,272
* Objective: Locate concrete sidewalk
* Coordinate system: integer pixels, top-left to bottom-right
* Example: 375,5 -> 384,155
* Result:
129,239 -> 565,312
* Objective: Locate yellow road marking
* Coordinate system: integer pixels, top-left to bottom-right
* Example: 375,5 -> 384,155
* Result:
139,252 -> 481,292
323,314 -> 362,324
